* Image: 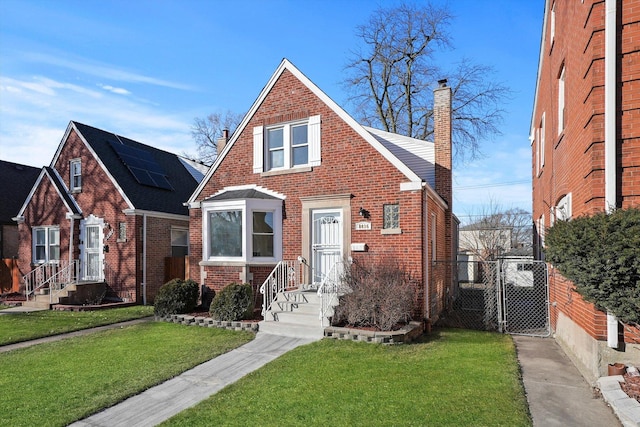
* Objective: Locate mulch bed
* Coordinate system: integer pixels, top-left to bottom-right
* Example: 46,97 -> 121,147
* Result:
620,372 -> 640,403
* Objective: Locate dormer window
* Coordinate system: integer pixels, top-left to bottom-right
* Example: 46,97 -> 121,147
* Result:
253,115 -> 321,174
70,159 -> 82,191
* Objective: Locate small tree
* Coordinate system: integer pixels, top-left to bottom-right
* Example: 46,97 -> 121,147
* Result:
545,208 -> 640,324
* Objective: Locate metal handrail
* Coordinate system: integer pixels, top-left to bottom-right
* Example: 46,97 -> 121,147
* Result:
317,260 -> 345,326
260,260 -> 304,319
23,260 -> 74,301
48,260 -> 80,303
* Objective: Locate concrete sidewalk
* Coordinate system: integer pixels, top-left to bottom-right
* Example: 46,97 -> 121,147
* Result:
70,333 -> 314,427
513,335 -> 621,427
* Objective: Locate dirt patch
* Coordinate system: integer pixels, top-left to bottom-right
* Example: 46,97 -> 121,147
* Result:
620,373 -> 640,403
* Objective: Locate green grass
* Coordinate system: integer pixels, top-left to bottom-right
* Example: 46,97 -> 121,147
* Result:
0,322 -> 254,427
0,305 -> 154,345
162,329 -> 531,427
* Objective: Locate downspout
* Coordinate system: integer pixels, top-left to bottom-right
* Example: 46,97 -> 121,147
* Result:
605,0 -> 618,348
142,213 -> 147,306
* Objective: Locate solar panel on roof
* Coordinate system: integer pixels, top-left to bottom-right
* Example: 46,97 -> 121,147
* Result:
109,140 -> 172,190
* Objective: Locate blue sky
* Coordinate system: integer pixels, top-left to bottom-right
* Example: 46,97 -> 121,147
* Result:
0,0 -> 543,222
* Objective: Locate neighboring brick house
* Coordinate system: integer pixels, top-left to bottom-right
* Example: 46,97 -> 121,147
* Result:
187,59 -> 458,334
0,160 -> 40,293
531,0 -> 640,381
14,121 -> 207,305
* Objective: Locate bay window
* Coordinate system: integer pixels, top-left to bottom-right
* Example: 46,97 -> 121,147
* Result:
202,193 -> 282,263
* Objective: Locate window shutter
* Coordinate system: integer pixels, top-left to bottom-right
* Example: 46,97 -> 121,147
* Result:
253,126 -> 264,173
308,115 -> 321,166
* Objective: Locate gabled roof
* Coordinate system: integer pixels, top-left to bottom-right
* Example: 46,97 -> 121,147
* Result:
0,160 -> 41,224
54,122 -> 205,216
189,58 -> 437,205
16,166 -> 82,219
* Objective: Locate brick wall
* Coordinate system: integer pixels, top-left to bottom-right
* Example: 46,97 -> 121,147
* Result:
532,0 -> 640,343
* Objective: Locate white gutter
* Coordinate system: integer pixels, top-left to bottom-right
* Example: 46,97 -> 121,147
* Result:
605,0 -> 618,348
142,213 -> 148,306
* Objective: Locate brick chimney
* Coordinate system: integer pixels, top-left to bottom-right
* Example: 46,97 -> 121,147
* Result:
216,129 -> 230,156
434,79 -> 452,208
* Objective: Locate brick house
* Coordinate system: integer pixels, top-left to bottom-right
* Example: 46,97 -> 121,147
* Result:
531,0 -> 640,381
187,59 -> 457,337
14,121 -> 207,306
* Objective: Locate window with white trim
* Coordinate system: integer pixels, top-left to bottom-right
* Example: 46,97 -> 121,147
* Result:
203,198 -> 282,262
33,226 -> 60,263
171,227 -> 189,257
253,115 -> 321,173
70,159 -> 82,191
550,2 -> 556,47
555,193 -> 572,222
539,113 -> 545,174
431,213 -> 437,262
558,65 -> 565,135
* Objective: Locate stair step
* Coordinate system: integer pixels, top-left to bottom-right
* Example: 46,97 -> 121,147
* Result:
22,299 -> 51,309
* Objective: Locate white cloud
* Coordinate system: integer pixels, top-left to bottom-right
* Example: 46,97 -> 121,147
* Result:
99,84 -> 131,95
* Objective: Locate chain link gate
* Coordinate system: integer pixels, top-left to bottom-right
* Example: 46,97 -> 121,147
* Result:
439,259 -> 550,337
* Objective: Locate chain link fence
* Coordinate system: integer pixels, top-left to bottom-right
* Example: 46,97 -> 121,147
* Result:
437,259 -> 549,337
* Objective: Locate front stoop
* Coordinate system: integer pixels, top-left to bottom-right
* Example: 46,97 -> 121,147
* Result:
597,375 -> 640,427
260,290 -> 327,339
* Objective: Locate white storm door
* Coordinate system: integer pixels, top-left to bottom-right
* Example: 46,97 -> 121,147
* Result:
311,209 -> 342,285
83,224 -> 103,281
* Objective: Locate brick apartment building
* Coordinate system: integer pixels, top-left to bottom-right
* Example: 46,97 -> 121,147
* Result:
531,0 -> 640,381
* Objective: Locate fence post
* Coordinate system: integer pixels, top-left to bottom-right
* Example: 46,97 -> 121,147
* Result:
497,259 -> 504,334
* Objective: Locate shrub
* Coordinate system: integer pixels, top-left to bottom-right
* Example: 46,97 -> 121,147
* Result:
153,279 -> 200,317
545,208 -> 640,324
209,283 -> 253,321
333,257 -> 416,331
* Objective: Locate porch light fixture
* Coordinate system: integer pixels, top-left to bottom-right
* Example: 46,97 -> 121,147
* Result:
359,207 -> 370,218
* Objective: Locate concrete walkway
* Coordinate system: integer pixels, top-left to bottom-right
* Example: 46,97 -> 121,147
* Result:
70,332 -> 314,427
513,335 -> 621,427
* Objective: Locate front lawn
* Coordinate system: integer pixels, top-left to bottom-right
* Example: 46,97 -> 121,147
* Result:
163,329 -> 531,426
0,322 -> 254,426
0,305 -> 154,345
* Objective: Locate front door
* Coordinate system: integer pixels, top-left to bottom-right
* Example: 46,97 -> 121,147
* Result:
81,216 -> 104,281
311,209 -> 342,286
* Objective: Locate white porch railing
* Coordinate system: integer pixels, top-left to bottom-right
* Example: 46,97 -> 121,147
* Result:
260,260 -> 306,318
24,260 -> 79,302
49,260 -> 81,303
317,260 -> 345,326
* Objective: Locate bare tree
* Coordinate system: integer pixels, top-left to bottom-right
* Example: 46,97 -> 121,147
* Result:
191,111 -> 243,165
343,2 -> 511,163
460,201 -> 532,260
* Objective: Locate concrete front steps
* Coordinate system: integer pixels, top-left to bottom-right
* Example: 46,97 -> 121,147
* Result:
22,282 -> 106,309
259,290 -> 329,340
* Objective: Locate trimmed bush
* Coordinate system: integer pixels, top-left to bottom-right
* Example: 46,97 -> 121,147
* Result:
333,257 -> 416,331
209,283 -> 253,321
545,208 -> 640,324
153,279 -> 200,317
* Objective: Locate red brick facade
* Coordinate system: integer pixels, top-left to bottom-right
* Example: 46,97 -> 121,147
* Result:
16,124 -> 191,304
189,60 -> 455,322
532,0 -> 640,377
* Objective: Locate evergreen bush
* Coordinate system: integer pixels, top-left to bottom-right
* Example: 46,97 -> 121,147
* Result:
545,208 -> 640,324
209,283 -> 254,321
153,279 -> 200,317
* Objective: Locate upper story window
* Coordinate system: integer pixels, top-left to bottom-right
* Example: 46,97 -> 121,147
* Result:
558,65 -> 565,135
536,113 -> 546,177
70,159 -> 82,191
253,115 -> 321,174
555,193 -> 572,222
550,2 -> 556,47
33,226 -> 60,264
203,195 -> 283,263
